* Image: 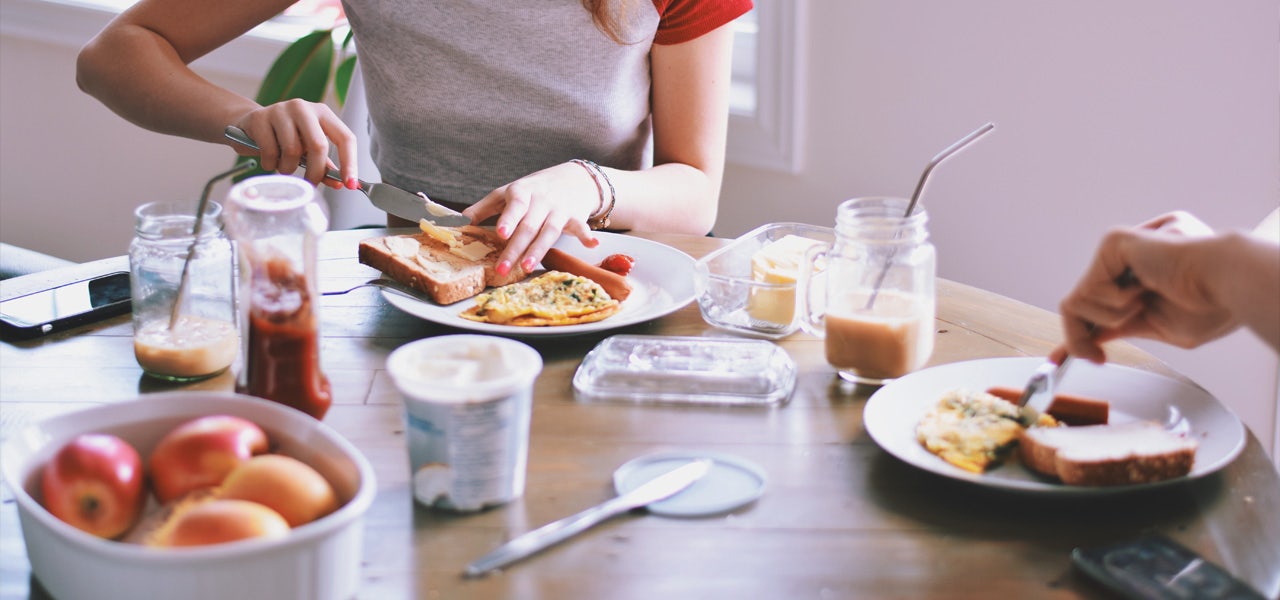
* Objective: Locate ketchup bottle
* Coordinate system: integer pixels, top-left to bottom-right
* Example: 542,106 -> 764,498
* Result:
224,175 -> 333,419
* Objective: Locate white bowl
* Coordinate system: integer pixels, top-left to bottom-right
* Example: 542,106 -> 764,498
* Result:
0,392 -> 376,600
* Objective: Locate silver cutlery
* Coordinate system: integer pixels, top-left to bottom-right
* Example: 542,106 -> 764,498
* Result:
464,459 -> 712,577
1016,355 -> 1073,414
222,126 -> 470,226
321,277 -> 421,300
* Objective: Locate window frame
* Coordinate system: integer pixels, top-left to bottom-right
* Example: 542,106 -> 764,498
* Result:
1,0 -> 314,80
727,0 -> 805,174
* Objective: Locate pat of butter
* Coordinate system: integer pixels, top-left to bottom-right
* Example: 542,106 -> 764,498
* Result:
449,240 -> 493,262
746,235 -> 826,325
422,195 -> 457,218
385,236 -> 421,258
751,235 -> 825,284
419,219 -> 460,247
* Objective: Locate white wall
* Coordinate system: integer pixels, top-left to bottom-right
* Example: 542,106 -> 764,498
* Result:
2,1 -> 1277,460
718,1 -> 1279,461
0,36 -> 256,263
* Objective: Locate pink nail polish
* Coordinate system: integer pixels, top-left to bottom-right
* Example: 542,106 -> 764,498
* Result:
496,261 -> 511,276
346,177 -> 359,190
521,257 -> 537,272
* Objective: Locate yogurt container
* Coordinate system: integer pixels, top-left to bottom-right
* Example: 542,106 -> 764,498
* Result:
386,335 -> 543,511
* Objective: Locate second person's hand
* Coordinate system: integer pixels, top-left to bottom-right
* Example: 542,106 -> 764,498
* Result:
1057,214 -> 1236,363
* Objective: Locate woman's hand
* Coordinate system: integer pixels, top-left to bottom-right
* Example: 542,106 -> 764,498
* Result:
229,100 -> 360,191
463,161 -> 603,276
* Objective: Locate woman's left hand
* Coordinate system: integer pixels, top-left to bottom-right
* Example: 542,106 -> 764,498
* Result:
463,161 -> 604,276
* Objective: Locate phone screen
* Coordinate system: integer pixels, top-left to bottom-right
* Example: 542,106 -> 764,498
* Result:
0,272 -> 132,335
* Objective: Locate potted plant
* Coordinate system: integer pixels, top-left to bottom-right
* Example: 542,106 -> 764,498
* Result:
234,9 -> 357,178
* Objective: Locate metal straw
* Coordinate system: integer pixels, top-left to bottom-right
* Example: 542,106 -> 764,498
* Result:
169,160 -> 259,330
865,122 -> 996,308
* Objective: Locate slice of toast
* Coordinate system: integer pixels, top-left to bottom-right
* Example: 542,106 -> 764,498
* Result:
357,225 -> 527,305
1019,421 -> 1196,486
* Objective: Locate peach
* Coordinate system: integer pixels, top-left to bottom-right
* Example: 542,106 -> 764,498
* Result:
219,454 -> 338,527
160,499 -> 290,547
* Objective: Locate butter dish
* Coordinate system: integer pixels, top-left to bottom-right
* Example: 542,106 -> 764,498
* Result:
694,222 -> 836,338
572,335 -> 797,405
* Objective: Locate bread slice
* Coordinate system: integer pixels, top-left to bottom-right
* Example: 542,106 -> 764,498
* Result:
1019,421 -> 1197,486
357,225 -> 527,305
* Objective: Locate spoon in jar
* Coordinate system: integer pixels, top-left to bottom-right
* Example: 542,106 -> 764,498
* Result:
168,159 -> 258,330
865,122 -> 996,308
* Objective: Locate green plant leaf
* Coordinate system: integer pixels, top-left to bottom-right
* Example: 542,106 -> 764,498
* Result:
234,26 -> 361,180
256,29 -> 335,105
335,55 -> 357,106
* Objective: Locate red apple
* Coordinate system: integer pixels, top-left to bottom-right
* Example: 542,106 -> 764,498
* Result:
149,415 -> 269,504
40,433 -> 146,539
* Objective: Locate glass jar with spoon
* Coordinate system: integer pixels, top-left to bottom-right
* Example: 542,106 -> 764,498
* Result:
129,200 -> 238,382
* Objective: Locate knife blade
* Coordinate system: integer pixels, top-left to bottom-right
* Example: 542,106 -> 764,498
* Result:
1016,356 -> 1073,412
464,459 -> 713,577
1016,267 -> 1140,424
223,126 -> 470,226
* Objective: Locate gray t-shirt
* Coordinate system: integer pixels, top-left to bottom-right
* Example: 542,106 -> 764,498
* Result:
341,0 -> 659,205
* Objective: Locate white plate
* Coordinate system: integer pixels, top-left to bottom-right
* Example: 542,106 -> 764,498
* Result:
381,233 -> 697,336
864,357 -> 1246,494
612,450 -> 766,517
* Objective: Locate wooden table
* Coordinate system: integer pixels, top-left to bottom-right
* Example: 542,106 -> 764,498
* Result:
2,229 -> 1278,599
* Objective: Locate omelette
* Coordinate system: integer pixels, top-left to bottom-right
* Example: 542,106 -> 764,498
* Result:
460,270 -> 620,326
915,388 -> 1058,473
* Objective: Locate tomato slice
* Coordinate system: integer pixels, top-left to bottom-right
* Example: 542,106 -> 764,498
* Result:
598,253 -> 635,276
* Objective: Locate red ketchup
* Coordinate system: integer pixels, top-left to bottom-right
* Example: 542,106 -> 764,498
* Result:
240,257 -> 332,420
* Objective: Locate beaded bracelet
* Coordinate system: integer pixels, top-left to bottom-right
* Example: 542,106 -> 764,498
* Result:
570,158 -> 616,230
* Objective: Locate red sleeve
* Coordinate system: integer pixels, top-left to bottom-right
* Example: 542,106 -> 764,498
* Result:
652,0 -> 754,46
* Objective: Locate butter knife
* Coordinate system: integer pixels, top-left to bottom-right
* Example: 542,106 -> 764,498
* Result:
464,459 -> 713,577
223,126 -> 470,226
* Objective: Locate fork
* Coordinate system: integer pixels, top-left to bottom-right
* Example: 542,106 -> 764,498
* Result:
322,278 -> 421,299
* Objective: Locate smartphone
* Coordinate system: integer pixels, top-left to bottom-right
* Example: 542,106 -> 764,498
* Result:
0,271 -> 132,339
1072,533 -> 1266,600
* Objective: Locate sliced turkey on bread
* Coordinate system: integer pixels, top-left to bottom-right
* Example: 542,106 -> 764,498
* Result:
1019,421 -> 1196,486
357,223 -> 528,305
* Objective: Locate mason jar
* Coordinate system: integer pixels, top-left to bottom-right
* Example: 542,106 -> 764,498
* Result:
129,200 -> 238,382
224,175 -> 333,420
797,196 -> 937,385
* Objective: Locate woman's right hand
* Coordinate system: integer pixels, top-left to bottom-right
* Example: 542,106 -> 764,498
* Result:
229,100 -> 360,190
1057,212 -> 1236,362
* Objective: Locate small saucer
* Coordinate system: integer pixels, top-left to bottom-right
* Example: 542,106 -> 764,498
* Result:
612,450 -> 766,517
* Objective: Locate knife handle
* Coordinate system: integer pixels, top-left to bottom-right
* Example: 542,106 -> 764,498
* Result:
223,126 -> 351,187
465,496 -> 632,577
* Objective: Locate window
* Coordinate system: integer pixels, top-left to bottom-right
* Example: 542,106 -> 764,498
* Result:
2,0 -> 317,80
727,0 -> 804,173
